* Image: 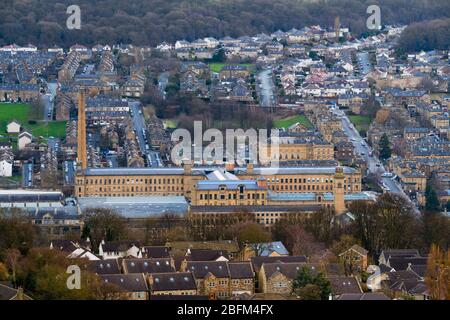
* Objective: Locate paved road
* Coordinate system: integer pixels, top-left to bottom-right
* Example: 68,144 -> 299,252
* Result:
356,51 -> 373,76
334,107 -> 419,213
129,101 -> 163,167
257,68 -> 276,107
43,82 -> 58,121
22,162 -> 33,188
63,160 -> 76,185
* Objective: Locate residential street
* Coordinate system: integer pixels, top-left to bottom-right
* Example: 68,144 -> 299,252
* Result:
22,162 -> 33,188
334,108 -> 420,213
42,81 -> 57,121
129,101 -> 163,167
257,68 -> 276,107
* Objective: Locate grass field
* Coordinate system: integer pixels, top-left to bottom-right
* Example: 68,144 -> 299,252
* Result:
163,119 -> 178,129
348,115 -> 372,132
0,103 -> 66,139
209,63 -> 254,73
273,115 -> 313,129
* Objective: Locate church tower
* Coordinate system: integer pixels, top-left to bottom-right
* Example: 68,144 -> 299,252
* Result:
77,90 -> 87,171
333,166 -> 346,214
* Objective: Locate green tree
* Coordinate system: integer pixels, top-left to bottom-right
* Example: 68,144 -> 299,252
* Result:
296,284 -> 322,300
425,184 -> 440,212
235,222 -> 271,256
378,133 -> 392,161
0,209 -> 35,256
349,193 -> 419,255
0,262 -> 8,281
421,213 -> 450,250
425,244 -> 450,300
293,266 -> 331,300
15,248 -> 119,300
305,207 -> 337,245
81,208 -> 128,250
211,48 -> 226,63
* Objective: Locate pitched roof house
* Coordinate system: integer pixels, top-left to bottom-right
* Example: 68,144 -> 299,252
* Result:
100,273 -> 148,300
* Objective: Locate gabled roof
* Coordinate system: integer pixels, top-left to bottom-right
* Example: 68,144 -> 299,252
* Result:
189,249 -> 230,261
87,259 -> 121,275
186,261 -> 229,278
338,293 -> 390,300
123,258 -> 174,274
250,255 -> 307,273
257,241 -> 289,256
407,264 -> 426,278
166,240 -> 239,253
18,131 -> 32,139
141,246 -> 170,259
50,239 -> 90,252
101,241 -> 140,252
328,276 -> 362,295
228,262 -> 254,279
339,244 -> 368,257
100,273 -> 148,292
150,272 -> 196,292
262,262 -> 320,279
387,257 -> 428,271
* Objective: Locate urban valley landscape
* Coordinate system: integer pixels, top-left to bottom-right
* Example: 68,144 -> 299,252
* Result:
0,0 -> 449,303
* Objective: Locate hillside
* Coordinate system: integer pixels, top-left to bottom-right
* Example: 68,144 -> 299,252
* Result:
0,0 -> 449,47
397,18 -> 450,54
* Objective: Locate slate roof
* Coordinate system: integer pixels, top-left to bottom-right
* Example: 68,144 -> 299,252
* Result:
0,190 -> 62,203
189,249 -> 230,261
262,262 -> 320,279
78,196 -> 188,218
101,241 -> 140,252
407,264 -> 426,278
250,255 -> 307,272
197,180 -> 263,191
167,240 -> 240,256
141,246 -> 170,259
186,261 -> 229,278
257,242 -> 289,256
150,272 -> 196,292
337,293 -> 390,300
100,273 -> 148,292
387,257 -> 428,271
123,258 -> 174,274
328,276 -> 362,295
228,262 -> 254,279
88,259 -> 121,275
379,249 -> 420,262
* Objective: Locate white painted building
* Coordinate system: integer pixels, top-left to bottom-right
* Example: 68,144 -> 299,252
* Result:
6,121 -> 21,134
98,241 -> 141,260
0,158 -> 12,177
18,131 -> 32,150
